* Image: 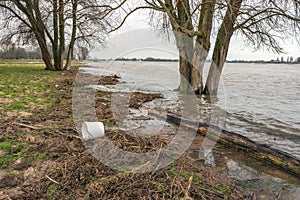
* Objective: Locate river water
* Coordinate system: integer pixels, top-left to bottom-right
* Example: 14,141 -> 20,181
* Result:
219,63 -> 300,159
83,61 -> 300,159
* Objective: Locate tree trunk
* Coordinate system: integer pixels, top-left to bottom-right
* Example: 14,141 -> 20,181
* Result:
203,0 -> 243,96
31,23 -> 54,70
65,46 -> 73,70
175,0 -> 194,92
178,48 -> 192,92
191,0 -> 216,94
149,109 -> 300,177
57,0 -> 65,71
190,45 -> 205,95
39,39 -> 54,70
65,0 -> 78,70
37,45 -> 53,70
174,31 -> 193,92
29,1 -> 55,70
53,0 -> 59,70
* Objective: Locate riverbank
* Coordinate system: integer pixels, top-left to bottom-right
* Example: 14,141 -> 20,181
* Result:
0,60 -> 298,199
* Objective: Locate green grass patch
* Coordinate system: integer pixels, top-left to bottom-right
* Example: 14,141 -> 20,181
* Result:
168,169 -> 178,177
220,185 -> 230,199
36,153 -> 47,160
6,168 -> 14,174
27,153 -> 48,162
0,59 -> 62,114
102,119 -> 115,126
0,156 -> 12,168
0,136 -> 29,168
0,136 -> 48,169
167,163 -> 204,189
0,139 -> 28,154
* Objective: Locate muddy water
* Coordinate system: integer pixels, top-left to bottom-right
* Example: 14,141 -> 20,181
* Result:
220,63 -> 300,159
84,61 -> 300,160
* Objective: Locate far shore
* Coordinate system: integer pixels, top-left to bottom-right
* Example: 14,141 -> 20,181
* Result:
87,58 -> 300,64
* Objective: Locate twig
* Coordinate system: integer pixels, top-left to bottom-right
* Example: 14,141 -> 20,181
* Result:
53,130 -> 81,140
13,122 -> 43,130
187,175 -> 193,191
173,0 -> 180,13
45,175 -> 60,185
200,187 -> 224,198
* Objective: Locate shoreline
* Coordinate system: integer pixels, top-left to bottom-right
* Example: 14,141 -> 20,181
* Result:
0,62 -> 299,199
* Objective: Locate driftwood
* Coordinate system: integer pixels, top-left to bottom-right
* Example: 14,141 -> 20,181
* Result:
149,109 -> 300,178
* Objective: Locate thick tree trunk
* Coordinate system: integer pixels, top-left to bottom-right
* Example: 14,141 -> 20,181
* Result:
34,27 -> 54,70
175,0 -> 194,92
31,24 -> 54,70
65,46 -> 73,70
39,40 -> 54,70
29,1 -> 54,70
191,0 -> 216,95
203,0 -> 243,96
65,0 -> 78,70
164,0 -> 216,94
174,32 -> 193,93
178,49 -> 192,92
190,46 -> 205,95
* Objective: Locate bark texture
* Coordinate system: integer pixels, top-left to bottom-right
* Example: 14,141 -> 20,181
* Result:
204,0 -> 243,96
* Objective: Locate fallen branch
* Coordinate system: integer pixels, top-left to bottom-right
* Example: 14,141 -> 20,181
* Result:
13,122 -> 43,130
149,109 -> 300,178
14,122 -> 81,140
53,131 -> 81,140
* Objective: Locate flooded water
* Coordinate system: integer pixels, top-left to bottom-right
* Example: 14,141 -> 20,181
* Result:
82,61 -> 300,159
219,63 -> 300,159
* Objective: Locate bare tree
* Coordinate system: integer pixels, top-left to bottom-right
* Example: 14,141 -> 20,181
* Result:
140,0 -> 300,96
0,41 -> 40,59
0,0 -> 122,70
203,0 -> 300,96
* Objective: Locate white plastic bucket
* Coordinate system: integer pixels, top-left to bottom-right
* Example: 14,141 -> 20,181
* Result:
82,122 -> 105,140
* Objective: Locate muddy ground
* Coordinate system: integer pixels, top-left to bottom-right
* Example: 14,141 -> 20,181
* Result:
0,69 -> 296,199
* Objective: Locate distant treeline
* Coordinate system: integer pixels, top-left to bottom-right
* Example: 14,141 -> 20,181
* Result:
114,57 -> 179,62
0,43 -> 88,60
227,60 -> 300,64
228,57 -> 300,64
0,45 -> 41,59
96,57 -> 300,64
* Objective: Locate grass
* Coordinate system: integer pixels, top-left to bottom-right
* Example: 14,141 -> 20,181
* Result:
167,162 -> 232,199
0,59 -> 62,114
102,119 -> 115,126
0,59 -> 76,169
0,136 -> 29,168
0,137 -> 29,153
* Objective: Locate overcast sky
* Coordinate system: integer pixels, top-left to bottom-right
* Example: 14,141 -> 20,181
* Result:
90,11 -> 300,61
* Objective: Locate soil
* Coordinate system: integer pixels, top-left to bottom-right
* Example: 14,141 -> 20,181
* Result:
0,68 -> 288,199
